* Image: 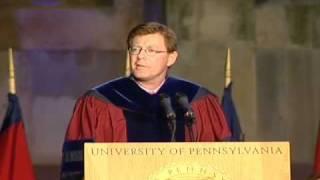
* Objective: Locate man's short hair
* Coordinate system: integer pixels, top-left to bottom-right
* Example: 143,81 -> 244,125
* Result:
127,22 -> 177,52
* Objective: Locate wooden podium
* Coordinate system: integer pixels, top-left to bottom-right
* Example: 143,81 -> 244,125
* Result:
84,142 -> 290,180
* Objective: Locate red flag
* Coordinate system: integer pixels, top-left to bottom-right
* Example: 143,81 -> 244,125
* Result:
313,127 -> 320,178
0,93 -> 36,180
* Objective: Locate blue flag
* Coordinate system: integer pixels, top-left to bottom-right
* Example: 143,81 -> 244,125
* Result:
222,83 -> 244,141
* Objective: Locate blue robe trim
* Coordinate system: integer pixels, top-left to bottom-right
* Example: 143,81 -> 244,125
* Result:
60,139 -> 94,180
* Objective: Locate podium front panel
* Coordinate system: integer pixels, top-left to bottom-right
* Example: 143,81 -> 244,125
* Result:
84,142 -> 290,180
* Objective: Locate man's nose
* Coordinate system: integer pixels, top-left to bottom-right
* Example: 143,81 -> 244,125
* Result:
137,48 -> 147,57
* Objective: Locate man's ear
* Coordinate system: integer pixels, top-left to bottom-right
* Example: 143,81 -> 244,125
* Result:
167,51 -> 178,67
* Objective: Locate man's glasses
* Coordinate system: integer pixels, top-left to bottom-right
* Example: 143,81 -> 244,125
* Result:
128,46 -> 168,56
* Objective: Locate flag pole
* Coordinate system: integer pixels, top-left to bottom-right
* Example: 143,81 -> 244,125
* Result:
8,48 -> 16,95
125,50 -> 131,76
225,48 -> 231,88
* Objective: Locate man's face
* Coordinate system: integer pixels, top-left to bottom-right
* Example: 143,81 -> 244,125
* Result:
129,33 -> 178,84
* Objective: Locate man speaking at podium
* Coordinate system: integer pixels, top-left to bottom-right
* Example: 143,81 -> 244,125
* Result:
60,22 -> 231,179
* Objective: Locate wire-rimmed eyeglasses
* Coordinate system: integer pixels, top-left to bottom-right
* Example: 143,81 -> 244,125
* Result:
128,46 -> 168,56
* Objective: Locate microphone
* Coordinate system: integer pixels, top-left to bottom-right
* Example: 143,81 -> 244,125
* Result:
176,92 -> 197,142
159,93 -> 176,142
175,92 -> 195,127
159,93 -> 176,120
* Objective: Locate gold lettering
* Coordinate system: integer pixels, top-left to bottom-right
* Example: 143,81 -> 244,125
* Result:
90,148 -> 98,156
252,147 -> 260,154
203,148 -> 212,155
228,147 -> 236,154
212,147 -> 221,155
261,147 -> 269,154
275,147 -> 283,154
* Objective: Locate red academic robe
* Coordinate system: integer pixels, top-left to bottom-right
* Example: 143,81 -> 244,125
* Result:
61,76 -> 231,179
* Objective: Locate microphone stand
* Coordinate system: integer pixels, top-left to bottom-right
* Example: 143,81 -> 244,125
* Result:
167,115 -> 176,142
159,93 -> 177,142
185,111 -> 196,142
